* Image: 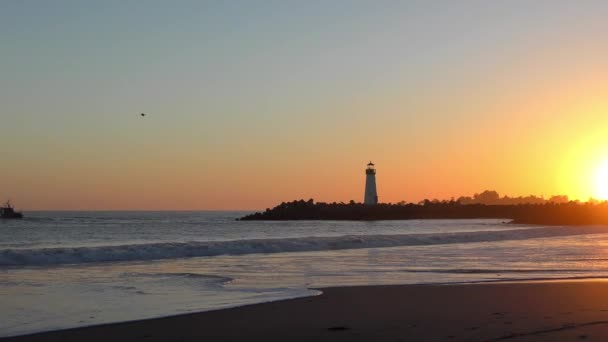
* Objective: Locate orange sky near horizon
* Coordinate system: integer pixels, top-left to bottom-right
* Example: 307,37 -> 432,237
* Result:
6,87 -> 608,211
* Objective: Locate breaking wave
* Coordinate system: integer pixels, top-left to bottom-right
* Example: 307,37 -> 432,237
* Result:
3,225 -> 608,267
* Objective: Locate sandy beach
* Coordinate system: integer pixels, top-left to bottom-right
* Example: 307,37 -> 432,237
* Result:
6,280 -> 608,341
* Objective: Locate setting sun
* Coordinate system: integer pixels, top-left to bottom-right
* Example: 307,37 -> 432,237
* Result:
595,160 -> 608,200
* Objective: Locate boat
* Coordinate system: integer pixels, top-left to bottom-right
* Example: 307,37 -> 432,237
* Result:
1,201 -> 23,219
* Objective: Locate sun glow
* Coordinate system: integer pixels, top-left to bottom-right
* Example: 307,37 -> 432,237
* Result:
595,160 -> 608,200
556,122 -> 608,202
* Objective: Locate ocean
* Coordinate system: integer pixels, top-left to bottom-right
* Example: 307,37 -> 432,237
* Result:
3,211 -> 608,337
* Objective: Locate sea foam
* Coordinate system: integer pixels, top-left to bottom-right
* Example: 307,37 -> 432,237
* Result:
2,225 -> 608,267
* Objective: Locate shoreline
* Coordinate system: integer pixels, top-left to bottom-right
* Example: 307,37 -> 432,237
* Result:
7,279 -> 608,341
6,276 -> 608,339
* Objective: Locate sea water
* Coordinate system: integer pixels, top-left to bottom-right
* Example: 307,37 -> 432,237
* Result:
3,212 -> 608,337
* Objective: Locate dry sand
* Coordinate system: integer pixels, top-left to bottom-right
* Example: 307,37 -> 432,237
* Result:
6,280 -> 608,341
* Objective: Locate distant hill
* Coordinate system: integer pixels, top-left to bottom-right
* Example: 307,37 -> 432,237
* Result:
455,190 -> 569,205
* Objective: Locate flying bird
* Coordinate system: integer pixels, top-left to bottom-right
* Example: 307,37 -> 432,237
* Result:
140,113 -> 146,117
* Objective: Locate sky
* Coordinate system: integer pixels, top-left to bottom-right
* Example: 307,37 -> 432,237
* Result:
1,0 -> 608,210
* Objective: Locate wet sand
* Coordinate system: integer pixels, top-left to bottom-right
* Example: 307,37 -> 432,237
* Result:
6,280 -> 608,341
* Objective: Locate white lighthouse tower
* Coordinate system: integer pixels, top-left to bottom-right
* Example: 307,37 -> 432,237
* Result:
364,161 -> 378,205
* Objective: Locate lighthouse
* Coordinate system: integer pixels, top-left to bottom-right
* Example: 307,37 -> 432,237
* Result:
364,161 -> 378,205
